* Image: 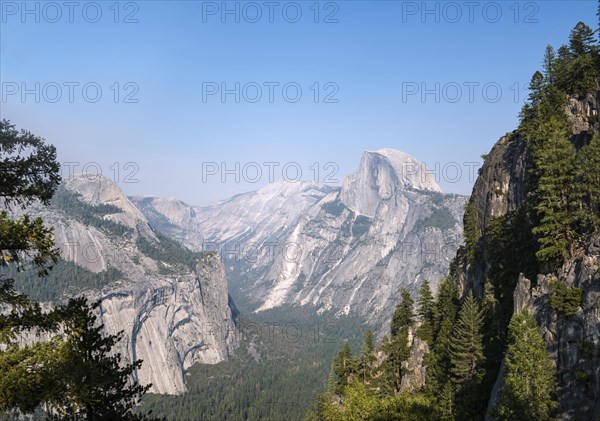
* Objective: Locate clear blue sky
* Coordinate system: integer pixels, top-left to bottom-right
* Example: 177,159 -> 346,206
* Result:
1,1 -> 597,205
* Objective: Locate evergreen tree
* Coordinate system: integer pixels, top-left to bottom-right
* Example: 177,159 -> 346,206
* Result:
416,280 -> 434,344
542,45 -> 556,84
569,21 -> 597,57
496,310 -> 557,420
531,118 -> 579,271
390,289 -> 414,338
385,289 -> 414,392
577,133 -> 600,229
333,342 -> 355,394
417,280 -> 434,322
450,291 -> 485,419
0,120 -> 62,413
45,298 -> 158,420
426,276 -> 459,396
0,120 -> 156,419
358,329 -> 376,384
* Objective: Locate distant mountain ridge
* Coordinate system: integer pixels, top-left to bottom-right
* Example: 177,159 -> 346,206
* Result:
132,149 -> 468,332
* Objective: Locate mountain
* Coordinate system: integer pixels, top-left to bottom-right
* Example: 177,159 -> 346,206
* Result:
12,175 -> 238,395
132,149 -> 468,331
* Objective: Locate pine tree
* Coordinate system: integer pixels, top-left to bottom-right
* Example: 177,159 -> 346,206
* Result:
578,133 -> 600,229
333,342 -> 355,394
451,291 -> 484,382
496,310 -> 557,420
0,120 -> 62,413
426,276 -> 459,396
385,289 -> 415,392
542,45 -> 556,84
450,291 -> 485,419
358,330 -> 376,384
560,22 -> 600,96
416,280 -> 435,344
531,117 -> 579,271
45,298 -> 158,420
569,21 -> 597,57
390,289 -> 414,338
417,280 -> 434,322
0,120 -> 156,419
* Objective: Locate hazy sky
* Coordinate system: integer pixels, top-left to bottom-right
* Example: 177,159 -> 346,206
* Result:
1,0 -> 596,205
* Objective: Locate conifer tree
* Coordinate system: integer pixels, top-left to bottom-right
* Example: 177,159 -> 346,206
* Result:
496,310 -> 557,420
542,45 -> 557,84
358,329 -> 376,384
384,289 -> 415,392
578,133 -> 600,229
426,276 -> 459,395
44,298 -> 157,420
416,280 -> 434,343
569,21 -> 597,57
333,342 -> 356,394
417,280 -> 434,322
531,118 -> 579,271
450,291 -> 485,419
390,289 -> 414,338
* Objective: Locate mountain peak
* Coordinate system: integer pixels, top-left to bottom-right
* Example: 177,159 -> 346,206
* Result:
340,148 -> 441,217
367,149 -> 441,193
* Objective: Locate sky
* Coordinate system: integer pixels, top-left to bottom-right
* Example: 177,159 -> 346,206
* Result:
0,0 -> 597,205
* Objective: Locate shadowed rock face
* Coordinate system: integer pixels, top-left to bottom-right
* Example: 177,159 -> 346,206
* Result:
134,149 -> 467,334
17,175 -> 238,395
452,91 -> 600,420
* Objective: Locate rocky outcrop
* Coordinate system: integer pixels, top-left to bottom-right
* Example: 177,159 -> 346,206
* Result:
454,88 -> 600,419
98,253 -> 237,395
400,325 -> 429,391
486,244 -> 600,420
17,175 -> 238,395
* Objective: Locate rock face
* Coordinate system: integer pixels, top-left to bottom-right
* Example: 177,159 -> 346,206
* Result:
400,325 -> 429,391
453,90 -> 600,419
21,175 -> 238,395
508,250 -> 600,419
133,149 -> 467,332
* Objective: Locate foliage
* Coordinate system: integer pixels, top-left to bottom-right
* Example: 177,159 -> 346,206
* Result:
0,120 -> 156,420
4,259 -> 123,303
45,298 -> 158,420
351,215 -> 372,237
50,185 -> 134,238
0,120 -> 61,208
550,280 -> 583,317
450,291 -> 486,418
530,118 -> 579,271
315,382 -> 441,421
385,289 -> 414,392
496,310 -> 557,420
135,230 -> 206,272
416,280 -> 434,344
321,200 -> 346,217
142,309 -> 367,421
